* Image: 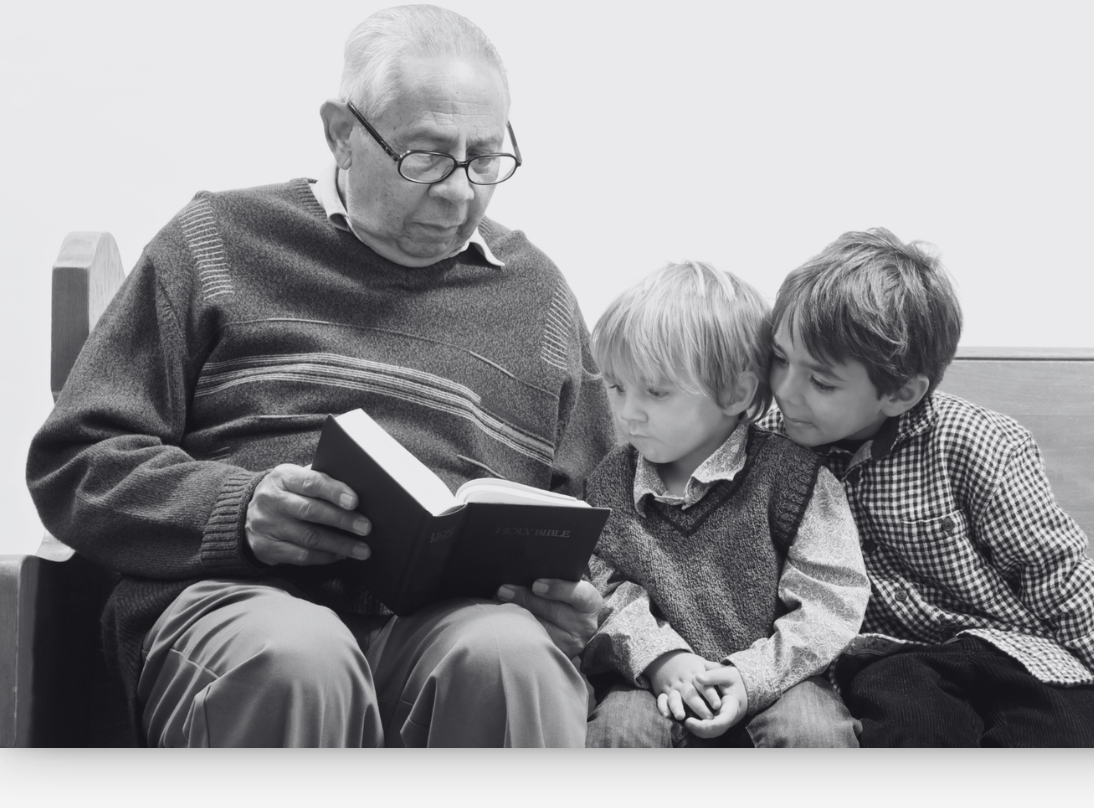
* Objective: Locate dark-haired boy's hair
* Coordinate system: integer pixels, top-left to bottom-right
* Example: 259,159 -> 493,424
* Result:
772,228 -> 963,397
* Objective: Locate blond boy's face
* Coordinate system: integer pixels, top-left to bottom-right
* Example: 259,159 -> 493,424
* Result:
606,373 -> 741,484
769,323 -> 891,447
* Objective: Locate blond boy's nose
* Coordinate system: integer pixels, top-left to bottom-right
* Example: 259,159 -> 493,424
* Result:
618,394 -> 644,422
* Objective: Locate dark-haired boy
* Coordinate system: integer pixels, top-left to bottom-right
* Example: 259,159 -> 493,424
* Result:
760,227 -> 1094,747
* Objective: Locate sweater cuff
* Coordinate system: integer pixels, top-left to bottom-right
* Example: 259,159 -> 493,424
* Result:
200,468 -> 268,571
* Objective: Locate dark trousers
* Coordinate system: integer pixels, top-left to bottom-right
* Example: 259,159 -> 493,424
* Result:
837,636 -> 1094,747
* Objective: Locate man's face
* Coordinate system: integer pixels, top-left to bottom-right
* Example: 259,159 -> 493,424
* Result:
341,56 -> 509,267
606,373 -> 741,484
769,322 -> 891,447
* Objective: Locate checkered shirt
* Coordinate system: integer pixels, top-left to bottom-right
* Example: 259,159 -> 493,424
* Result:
759,392 -> 1094,685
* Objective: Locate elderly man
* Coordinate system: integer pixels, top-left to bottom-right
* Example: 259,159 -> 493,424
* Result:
27,5 -> 613,747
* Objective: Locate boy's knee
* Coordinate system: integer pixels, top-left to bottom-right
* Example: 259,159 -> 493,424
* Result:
587,680 -> 675,747
748,676 -> 860,747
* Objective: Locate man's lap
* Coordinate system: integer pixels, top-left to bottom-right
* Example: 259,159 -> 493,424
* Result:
139,578 -> 587,747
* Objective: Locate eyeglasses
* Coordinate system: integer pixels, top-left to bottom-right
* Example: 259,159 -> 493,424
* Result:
347,101 -> 522,186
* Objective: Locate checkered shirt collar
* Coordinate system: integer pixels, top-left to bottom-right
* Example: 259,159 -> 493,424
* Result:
777,395 -> 940,476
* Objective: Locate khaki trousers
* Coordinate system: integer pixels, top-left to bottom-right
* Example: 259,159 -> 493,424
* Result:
138,578 -> 587,747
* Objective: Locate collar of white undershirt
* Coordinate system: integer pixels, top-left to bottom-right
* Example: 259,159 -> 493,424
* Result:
310,162 -> 504,267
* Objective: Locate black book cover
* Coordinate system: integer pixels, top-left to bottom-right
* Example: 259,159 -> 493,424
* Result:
311,412 -> 610,615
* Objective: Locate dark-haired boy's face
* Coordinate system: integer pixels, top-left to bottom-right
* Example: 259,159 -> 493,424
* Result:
770,323 -> 890,447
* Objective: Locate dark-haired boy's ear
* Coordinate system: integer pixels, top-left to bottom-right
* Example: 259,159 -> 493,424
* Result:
881,374 -> 930,417
721,372 -> 759,418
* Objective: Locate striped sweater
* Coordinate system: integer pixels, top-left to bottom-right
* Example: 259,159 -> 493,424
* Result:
26,178 -> 614,718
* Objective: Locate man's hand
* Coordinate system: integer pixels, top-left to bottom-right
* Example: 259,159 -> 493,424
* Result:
495,578 -> 603,658
682,662 -> 749,739
245,463 -> 373,566
646,651 -> 722,722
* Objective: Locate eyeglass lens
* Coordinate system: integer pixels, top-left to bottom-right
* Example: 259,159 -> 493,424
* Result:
400,153 -> 519,185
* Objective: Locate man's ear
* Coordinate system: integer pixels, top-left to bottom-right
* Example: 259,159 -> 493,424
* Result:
882,374 -> 930,417
320,99 -> 355,170
720,371 -> 759,418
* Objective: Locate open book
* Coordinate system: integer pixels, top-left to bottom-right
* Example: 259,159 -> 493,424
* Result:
311,409 -> 611,615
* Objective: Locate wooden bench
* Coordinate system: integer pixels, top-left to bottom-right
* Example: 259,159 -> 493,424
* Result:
2,232 -> 1091,747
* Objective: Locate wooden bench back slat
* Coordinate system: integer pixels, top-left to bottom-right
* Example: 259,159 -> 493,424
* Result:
51,232 -> 125,402
941,353 -> 1093,554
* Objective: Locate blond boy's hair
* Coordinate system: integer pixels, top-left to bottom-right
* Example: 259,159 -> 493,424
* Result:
591,260 -> 772,420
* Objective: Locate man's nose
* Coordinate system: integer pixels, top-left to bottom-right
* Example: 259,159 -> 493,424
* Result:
431,165 -> 476,204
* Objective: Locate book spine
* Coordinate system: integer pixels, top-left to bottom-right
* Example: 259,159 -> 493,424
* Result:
394,506 -> 469,614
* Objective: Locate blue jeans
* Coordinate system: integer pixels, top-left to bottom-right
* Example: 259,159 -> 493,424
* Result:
586,674 -> 860,747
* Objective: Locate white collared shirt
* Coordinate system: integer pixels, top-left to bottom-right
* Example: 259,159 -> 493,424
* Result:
310,162 -> 505,267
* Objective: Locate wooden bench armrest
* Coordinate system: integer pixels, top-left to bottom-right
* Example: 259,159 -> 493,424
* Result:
1,232 -> 131,747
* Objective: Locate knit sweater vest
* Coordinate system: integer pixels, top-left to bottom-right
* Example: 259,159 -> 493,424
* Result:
586,427 -> 822,662
27,179 -> 614,734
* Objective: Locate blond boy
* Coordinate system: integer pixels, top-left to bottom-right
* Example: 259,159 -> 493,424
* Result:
582,261 -> 869,747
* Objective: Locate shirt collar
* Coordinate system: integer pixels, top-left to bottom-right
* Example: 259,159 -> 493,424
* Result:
310,162 -> 504,268
766,395 -> 938,468
632,420 -> 750,515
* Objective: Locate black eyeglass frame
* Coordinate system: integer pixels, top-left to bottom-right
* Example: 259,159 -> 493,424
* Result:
346,101 -> 522,186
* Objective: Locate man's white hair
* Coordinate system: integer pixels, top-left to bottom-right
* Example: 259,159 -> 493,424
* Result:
339,4 -> 510,120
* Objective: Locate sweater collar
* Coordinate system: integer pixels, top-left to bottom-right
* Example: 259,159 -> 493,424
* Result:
632,420 -> 750,515
310,162 -> 504,268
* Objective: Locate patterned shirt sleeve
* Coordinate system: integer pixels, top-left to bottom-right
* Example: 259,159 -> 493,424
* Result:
583,553 -> 693,686
972,432 -> 1094,670
726,467 -> 870,714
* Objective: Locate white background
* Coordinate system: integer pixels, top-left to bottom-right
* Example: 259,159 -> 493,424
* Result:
2,0 -> 1092,555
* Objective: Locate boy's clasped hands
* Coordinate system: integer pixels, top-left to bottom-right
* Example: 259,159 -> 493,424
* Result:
645,650 -> 749,738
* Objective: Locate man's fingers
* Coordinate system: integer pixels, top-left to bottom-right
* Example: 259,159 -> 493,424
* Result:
246,464 -> 373,566
496,584 -> 570,626
287,492 -> 371,536
257,466 -> 371,535
247,530 -> 347,566
277,463 -> 360,511
528,578 -> 603,614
